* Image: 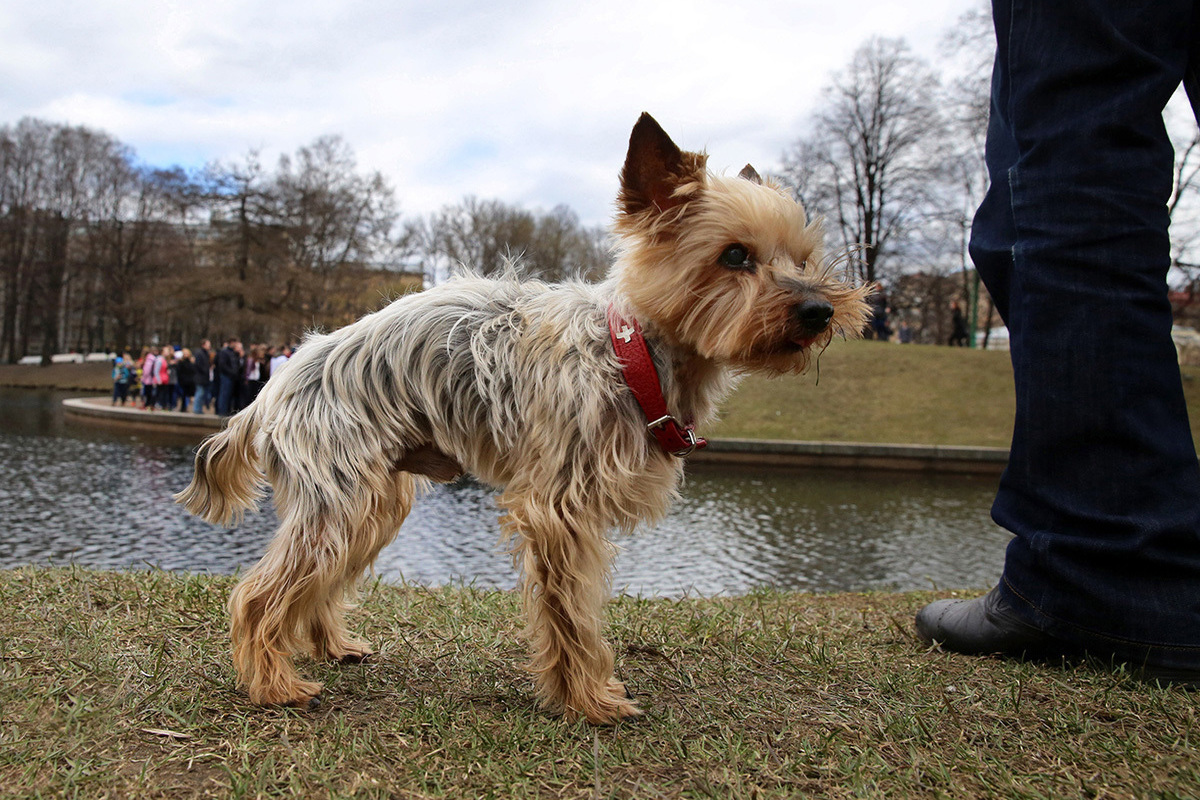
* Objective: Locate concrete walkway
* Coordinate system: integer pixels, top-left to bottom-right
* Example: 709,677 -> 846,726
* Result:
62,396 -> 1009,475
63,396 -> 223,436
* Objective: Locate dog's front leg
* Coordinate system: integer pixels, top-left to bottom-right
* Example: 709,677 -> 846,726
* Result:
500,491 -> 638,724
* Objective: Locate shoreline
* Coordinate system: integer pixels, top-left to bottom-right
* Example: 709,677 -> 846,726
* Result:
59,395 -> 1009,474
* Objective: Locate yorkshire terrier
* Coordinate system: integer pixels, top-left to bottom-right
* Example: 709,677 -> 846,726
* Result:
176,113 -> 869,724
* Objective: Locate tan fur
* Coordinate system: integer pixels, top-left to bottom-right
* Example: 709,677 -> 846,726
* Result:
175,113 -> 870,724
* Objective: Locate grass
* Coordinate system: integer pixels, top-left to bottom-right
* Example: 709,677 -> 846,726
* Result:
2,566 -> 1198,799
710,341 -> 1022,447
7,341 -> 1200,448
709,340 -> 1200,448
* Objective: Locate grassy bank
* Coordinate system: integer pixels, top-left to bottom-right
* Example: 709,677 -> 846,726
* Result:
8,341 -> 1200,448
0,361 -> 116,392
2,567 -> 1197,799
709,340 -> 1200,448
710,342 -> 1022,447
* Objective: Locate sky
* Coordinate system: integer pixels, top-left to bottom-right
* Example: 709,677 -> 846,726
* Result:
1,0 -> 980,227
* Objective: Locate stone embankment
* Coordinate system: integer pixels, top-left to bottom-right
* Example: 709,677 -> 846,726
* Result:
61,396 -> 1008,474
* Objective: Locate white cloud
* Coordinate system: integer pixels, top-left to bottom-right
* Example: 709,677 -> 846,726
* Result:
1,0 -> 981,226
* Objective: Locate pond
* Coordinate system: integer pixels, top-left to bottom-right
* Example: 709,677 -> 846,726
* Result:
0,387 -> 1010,596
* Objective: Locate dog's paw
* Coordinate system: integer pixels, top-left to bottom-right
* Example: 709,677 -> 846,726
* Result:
324,639 -> 374,664
584,680 -> 642,725
590,699 -> 641,725
284,684 -> 323,711
289,693 -> 322,711
254,679 -> 323,711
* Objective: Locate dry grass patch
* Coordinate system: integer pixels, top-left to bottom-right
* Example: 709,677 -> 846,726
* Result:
2,567 -> 1197,798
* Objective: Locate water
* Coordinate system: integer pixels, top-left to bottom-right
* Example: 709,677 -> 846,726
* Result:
0,387 -> 1010,596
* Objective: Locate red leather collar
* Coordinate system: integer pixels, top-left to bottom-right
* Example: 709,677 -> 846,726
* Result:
607,305 -> 706,457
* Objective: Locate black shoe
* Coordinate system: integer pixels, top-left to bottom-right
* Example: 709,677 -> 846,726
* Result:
915,586 -> 1051,656
916,587 -> 1200,688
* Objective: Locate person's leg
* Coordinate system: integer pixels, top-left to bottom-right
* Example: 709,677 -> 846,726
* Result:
216,376 -> 233,417
194,385 -> 207,414
922,0 -> 1200,676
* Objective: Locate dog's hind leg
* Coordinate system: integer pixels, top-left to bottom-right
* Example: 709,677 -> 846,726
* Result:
227,517 -> 336,708
306,471 -> 422,664
500,489 -> 639,725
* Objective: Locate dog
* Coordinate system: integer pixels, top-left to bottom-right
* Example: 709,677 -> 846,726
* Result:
175,113 -> 870,724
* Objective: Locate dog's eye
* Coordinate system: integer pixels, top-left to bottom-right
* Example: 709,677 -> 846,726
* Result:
718,244 -> 754,271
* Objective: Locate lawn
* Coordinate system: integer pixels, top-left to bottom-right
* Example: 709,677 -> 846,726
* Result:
710,341 -> 1020,447
2,567 -> 1197,799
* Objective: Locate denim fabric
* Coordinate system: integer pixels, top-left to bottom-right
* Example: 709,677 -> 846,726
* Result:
971,0 -> 1200,667
215,375 -> 236,417
193,383 -> 213,414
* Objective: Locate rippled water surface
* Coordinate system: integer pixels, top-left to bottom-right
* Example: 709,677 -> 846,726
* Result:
0,387 -> 1010,595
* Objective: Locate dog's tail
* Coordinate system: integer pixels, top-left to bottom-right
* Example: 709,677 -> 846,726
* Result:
174,404 -> 266,527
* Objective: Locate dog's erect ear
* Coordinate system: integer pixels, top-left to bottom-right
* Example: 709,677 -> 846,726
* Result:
619,113 -> 706,217
738,164 -> 763,185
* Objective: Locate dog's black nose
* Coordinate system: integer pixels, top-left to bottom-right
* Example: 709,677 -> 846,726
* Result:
794,297 -> 834,336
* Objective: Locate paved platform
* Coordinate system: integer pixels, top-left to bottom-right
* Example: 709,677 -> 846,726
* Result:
62,397 -> 1009,474
63,396 -> 223,436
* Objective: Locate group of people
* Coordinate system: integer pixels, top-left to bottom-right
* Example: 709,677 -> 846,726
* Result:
111,339 -> 294,417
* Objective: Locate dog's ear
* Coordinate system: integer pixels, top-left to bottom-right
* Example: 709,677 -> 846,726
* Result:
738,164 -> 763,185
619,113 -> 706,217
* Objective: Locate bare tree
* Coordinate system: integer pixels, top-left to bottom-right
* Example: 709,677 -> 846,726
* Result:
524,205 -> 609,282
0,119 -> 135,361
81,164 -> 203,351
413,197 -> 609,286
420,196 -> 535,283
201,151 -> 283,333
0,119 -> 49,361
275,136 -> 399,321
192,139 -> 405,340
781,37 -> 946,287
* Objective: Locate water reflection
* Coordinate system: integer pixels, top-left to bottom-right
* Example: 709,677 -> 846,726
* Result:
0,387 -> 1009,596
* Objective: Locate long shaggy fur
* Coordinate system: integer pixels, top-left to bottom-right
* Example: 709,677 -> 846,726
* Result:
175,113 -> 870,724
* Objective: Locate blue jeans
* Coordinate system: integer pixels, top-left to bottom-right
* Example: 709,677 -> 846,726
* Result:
974,0 -> 1200,667
216,375 -> 236,417
193,383 -> 212,414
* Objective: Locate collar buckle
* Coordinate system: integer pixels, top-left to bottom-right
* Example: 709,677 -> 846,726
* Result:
647,415 -> 700,457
